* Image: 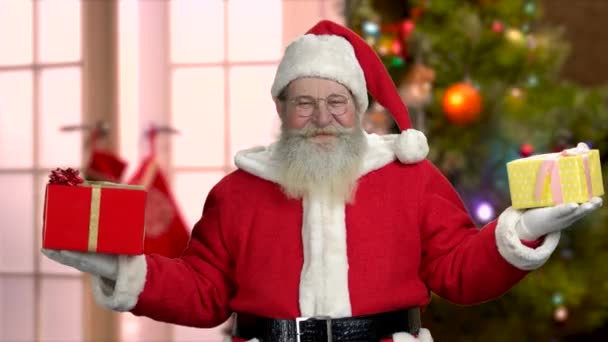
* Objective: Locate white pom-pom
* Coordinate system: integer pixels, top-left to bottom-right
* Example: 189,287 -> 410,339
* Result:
394,128 -> 429,164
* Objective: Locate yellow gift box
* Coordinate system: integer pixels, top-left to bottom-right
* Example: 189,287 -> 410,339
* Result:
507,143 -> 604,209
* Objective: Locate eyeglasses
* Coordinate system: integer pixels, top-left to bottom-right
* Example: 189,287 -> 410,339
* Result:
285,94 -> 350,117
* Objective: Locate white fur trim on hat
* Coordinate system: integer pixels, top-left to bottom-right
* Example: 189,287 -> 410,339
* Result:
495,207 -> 561,270
91,255 -> 147,311
271,34 -> 369,115
394,129 -> 429,163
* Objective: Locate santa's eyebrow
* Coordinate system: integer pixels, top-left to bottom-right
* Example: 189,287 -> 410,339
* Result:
291,93 -> 349,98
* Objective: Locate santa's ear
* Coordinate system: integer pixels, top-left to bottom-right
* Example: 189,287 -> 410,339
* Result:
274,98 -> 287,119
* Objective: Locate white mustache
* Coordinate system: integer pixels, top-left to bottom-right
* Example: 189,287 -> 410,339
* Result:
291,125 -> 350,138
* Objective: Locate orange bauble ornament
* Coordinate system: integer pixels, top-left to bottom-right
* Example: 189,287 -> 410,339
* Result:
442,82 -> 483,125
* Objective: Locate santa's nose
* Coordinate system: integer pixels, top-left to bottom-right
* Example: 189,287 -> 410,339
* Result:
311,106 -> 333,127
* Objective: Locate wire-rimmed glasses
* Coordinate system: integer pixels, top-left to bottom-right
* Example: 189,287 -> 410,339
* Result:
285,94 -> 350,118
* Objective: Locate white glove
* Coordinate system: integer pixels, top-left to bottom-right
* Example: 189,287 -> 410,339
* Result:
516,197 -> 603,241
41,249 -> 118,280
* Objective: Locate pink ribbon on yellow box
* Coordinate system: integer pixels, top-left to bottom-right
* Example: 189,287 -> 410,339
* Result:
506,142 -> 604,209
534,143 -> 593,204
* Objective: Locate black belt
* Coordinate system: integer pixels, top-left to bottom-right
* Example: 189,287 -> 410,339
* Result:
234,308 -> 421,342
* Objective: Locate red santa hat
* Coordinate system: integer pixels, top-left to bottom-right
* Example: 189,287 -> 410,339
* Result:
271,20 -> 428,163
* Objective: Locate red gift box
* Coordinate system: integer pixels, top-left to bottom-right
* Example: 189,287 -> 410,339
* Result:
43,171 -> 146,255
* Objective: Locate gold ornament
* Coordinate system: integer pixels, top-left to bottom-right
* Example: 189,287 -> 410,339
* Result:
377,36 -> 394,56
505,28 -> 526,46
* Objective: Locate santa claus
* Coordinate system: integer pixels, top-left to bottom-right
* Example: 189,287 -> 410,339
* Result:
43,20 -> 602,341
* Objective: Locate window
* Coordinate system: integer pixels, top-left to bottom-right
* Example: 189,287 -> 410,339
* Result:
0,1 -> 83,341
119,0 -> 344,341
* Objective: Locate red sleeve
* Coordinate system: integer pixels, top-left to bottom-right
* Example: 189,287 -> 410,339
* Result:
131,181 -> 235,328
417,162 -> 530,305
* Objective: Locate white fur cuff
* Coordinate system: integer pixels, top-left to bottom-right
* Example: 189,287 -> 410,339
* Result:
394,129 -> 429,164
393,328 -> 433,341
495,207 -> 561,270
91,255 -> 147,311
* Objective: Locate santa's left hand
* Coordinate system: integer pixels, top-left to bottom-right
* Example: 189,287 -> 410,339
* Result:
515,197 -> 603,241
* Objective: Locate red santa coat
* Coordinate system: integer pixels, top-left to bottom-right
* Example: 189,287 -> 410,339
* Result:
91,134 -> 560,341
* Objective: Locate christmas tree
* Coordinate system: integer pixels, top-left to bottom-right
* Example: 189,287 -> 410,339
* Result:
347,0 -> 608,340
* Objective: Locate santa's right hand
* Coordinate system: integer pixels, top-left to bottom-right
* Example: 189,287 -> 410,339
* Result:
41,249 -> 118,280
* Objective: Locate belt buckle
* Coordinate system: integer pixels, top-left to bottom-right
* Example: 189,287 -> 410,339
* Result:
295,316 -> 308,342
296,316 -> 332,342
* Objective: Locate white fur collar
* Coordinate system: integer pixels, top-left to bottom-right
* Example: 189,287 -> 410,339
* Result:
234,133 -> 398,182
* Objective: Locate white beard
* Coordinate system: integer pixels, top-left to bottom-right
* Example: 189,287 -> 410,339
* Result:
273,122 -> 367,203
